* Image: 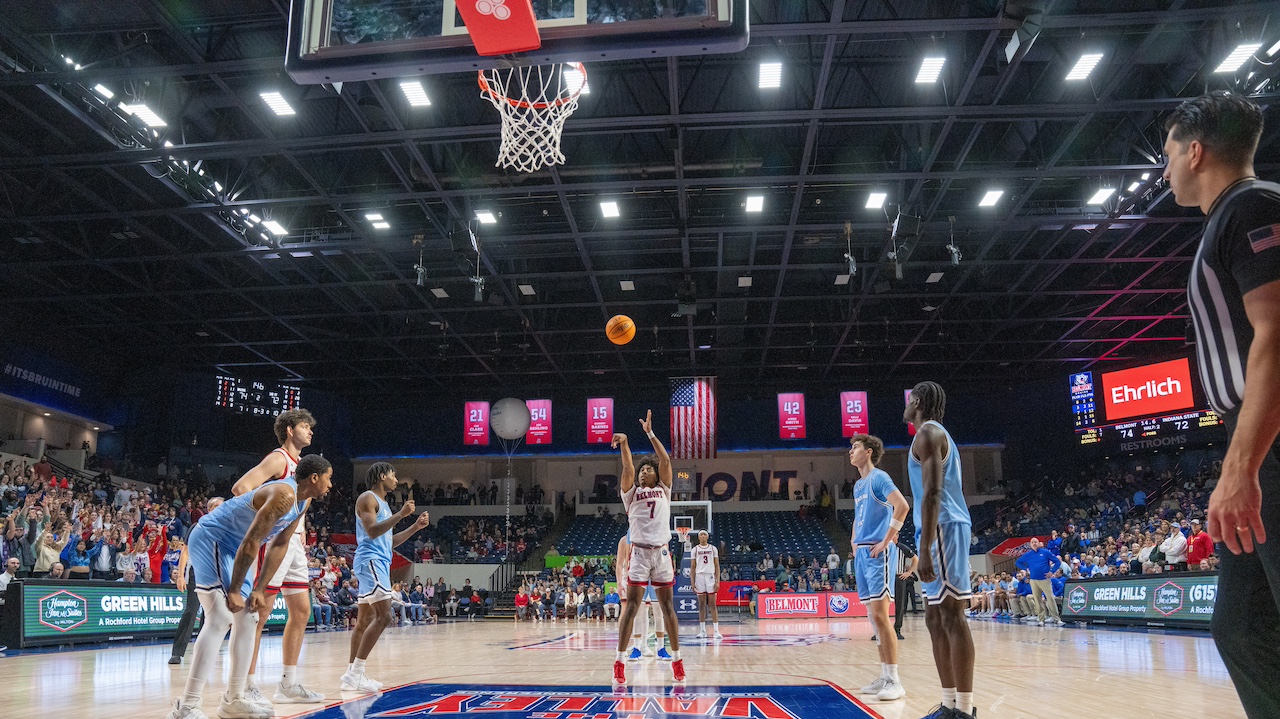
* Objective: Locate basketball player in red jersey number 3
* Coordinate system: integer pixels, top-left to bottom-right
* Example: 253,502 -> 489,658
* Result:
611,410 -> 683,685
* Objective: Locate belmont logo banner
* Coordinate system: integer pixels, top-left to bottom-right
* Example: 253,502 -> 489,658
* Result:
987,536 -> 1050,558
757,592 -> 880,619
1101,358 -> 1194,422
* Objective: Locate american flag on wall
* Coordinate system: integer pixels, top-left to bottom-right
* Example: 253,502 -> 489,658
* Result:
670,376 -> 717,459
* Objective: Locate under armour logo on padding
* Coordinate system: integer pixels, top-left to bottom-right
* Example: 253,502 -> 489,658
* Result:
475,0 -> 511,20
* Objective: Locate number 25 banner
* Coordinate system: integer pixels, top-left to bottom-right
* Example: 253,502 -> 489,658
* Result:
840,391 -> 869,437
777,392 -> 806,440
586,397 -> 613,444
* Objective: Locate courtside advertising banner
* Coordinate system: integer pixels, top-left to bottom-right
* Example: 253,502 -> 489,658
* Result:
464,401 -> 490,445
716,579 -> 774,606
777,392 -> 806,440
1100,358 -> 1194,422
840,391 -> 869,437
987,536 -> 1051,558
756,592 -> 888,619
525,399 -> 552,445
1064,573 -> 1216,625
586,397 -> 613,444
7,579 -> 290,648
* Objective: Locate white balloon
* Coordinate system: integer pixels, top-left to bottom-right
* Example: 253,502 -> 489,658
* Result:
490,397 -> 531,440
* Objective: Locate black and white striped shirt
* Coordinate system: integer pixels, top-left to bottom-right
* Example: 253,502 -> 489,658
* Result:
1187,178 -> 1280,416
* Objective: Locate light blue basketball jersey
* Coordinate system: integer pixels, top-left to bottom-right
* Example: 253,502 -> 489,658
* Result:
907,420 -> 971,530
198,475 -> 303,549
354,493 -> 393,564
852,468 -> 899,546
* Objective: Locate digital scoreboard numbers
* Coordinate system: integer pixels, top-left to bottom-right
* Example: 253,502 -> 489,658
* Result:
215,375 -> 301,416
1069,372 -> 1096,429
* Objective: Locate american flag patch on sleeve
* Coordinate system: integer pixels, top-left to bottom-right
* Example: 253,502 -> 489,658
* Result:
1246,224 -> 1280,253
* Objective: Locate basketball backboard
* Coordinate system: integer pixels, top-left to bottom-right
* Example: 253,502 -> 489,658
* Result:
286,0 -> 749,84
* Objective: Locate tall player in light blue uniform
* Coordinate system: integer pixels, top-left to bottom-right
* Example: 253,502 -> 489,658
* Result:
168,455 -> 333,719
849,433 -> 910,703
905,381 -> 976,719
341,462 -> 430,693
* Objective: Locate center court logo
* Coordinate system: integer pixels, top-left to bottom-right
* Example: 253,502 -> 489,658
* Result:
1067,586 -> 1088,614
289,683 -> 881,719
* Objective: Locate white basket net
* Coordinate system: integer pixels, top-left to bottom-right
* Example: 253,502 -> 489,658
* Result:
478,62 -> 587,173
675,526 -> 691,549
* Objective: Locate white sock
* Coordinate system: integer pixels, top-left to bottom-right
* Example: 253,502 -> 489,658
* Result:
616,650 -> 626,661
700,622 -> 707,632
957,692 -> 973,715
879,663 -> 889,678
281,665 -> 296,686
886,664 -> 899,682
352,658 -> 367,673
228,676 -> 247,701
182,678 -> 207,708
671,650 -> 680,660
713,622 -> 719,630
245,676 -> 257,691
942,687 -> 957,709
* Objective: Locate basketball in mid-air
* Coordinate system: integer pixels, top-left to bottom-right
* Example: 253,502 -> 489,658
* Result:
606,315 -> 636,345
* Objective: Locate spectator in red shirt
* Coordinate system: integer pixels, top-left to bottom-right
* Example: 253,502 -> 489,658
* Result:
32,456 -> 53,484
571,562 -> 585,579
1186,519 -> 1214,568
514,586 -> 530,621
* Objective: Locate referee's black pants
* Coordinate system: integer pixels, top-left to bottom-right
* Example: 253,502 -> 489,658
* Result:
1212,422 -> 1280,719
169,570 -> 199,661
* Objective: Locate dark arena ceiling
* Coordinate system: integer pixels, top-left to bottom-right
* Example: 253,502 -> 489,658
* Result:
1,1 -> 1277,398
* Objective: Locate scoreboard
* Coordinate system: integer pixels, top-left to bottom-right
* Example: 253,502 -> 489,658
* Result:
1070,359 -> 1223,449
215,375 -> 302,416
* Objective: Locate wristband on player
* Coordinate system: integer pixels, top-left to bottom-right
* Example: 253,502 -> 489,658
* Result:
889,518 -> 904,530
646,431 -> 657,439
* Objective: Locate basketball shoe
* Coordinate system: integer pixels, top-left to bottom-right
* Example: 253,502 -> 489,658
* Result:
340,670 -> 381,693
165,700 -> 208,719
242,685 -> 272,710
274,681 -> 325,703
217,693 -> 272,719
613,660 -> 626,685
656,647 -> 673,661
860,677 -> 887,694
671,659 -> 686,682
627,647 -> 643,661
875,679 -> 905,701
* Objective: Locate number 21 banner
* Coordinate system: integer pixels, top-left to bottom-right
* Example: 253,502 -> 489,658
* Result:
525,399 -> 552,445
777,392 -> 806,440
586,397 -> 613,444
840,391 -> 869,437
464,401 -> 490,446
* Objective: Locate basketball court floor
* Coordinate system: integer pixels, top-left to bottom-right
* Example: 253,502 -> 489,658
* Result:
0,615 -> 1242,719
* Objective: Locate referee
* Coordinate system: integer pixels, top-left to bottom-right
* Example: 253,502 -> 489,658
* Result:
1166,91 -> 1280,719
893,541 -> 918,640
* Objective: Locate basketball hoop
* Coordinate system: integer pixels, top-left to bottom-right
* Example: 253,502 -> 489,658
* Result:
478,62 -> 586,173
676,526 -> 691,549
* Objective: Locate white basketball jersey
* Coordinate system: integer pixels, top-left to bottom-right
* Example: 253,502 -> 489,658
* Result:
271,447 -> 308,539
692,544 -> 718,576
622,482 -> 671,547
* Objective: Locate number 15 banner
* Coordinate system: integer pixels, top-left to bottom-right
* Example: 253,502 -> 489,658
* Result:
778,392 -> 806,440
840,391 -> 869,437
586,397 -> 613,444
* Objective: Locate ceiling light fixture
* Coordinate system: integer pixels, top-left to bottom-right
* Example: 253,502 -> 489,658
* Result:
44,412 -> 51,417
475,210 -> 497,224
259,91 -> 296,116
1215,43 -> 1262,73
926,272 -> 945,283
738,276 -> 752,288
978,190 -> 1004,207
262,220 -> 288,236
518,284 -> 536,296
834,274 -> 851,285
430,287 -> 449,298
1065,53 -> 1104,81
1087,188 -> 1115,205
400,80 -> 432,106
371,221 -> 391,230
745,195 -> 764,212
915,57 -> 946,84
619,280 -> 635,291
119,103 -> 166,127
93,84 -> 114,99
758,62 -> 782,89
1128,182 -> 1141,192
600,201 -> 619,218
866,192 -> 887,209
365,213 -> 383,221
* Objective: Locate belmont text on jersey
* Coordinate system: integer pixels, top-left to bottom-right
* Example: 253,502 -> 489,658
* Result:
631,486 -> 667,504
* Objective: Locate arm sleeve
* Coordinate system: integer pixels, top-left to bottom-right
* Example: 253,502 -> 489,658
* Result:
1224,191 -> 1280,294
